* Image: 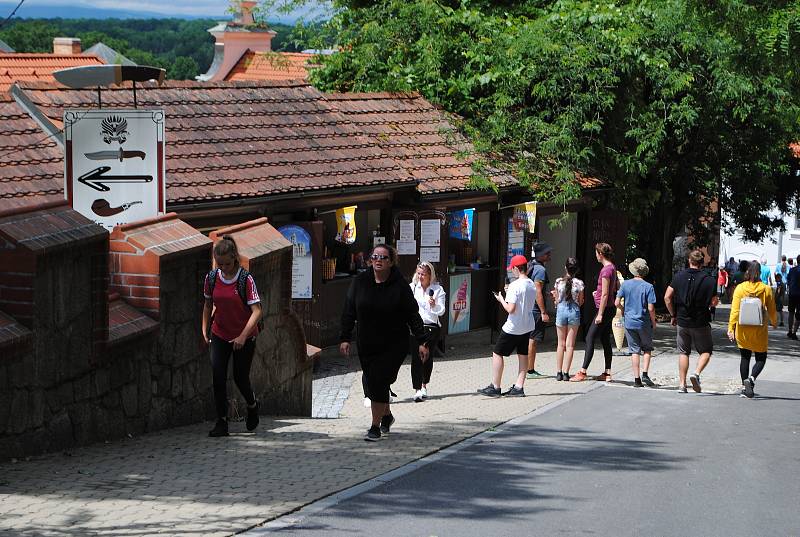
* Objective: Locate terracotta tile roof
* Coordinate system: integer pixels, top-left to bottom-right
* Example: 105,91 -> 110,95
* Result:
0,97 -> 64,210
12,80 -> 414,206
226,51 -> 316,82
791,142 -> 800,158
325,92 -> 518,195
326,92 -> 605,193
0,53 -> 104,93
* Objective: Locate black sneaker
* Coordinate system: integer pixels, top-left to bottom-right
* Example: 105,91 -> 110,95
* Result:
477,384 -> 501,397
562,372 -> 570,381
556,372 -> 564,381
689,374 -> 702,393
208,418 -> 229,437
634,378 -> 643,387
641,373 -> 655,387
379,414 -> 395,434
502,385 -> 525,397
246,401 -> 260,431
365,425 -> 381,441
743,377 -> 755,398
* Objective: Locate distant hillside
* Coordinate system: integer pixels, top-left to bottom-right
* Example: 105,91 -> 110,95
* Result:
0,18 -> 309,80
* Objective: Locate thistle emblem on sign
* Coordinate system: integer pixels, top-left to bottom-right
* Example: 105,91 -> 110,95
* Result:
101,115 -> 129,145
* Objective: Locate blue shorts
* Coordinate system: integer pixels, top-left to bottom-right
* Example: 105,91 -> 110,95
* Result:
625,324 -> 654,354
555,302 -> 581,327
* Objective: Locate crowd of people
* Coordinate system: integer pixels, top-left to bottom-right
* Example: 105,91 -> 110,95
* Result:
197,236 -> 782,441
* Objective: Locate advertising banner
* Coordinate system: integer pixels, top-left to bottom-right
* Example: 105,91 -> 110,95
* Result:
506,217 -> 525,280
448,272 -> 471,334
512,202 -> 537,233
449,208 -> 474,241
278,225 -> 313,299
335,205 -> 357,244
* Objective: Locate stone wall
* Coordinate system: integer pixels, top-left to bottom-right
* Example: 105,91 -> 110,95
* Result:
0,205 -> 313,460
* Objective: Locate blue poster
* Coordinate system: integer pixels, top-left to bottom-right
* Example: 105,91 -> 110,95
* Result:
278,225 -> 313,299
449,208 -> 474,241
448,273 -> 471,334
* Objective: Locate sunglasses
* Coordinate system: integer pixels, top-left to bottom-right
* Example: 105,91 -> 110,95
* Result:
371,254 -> 390,261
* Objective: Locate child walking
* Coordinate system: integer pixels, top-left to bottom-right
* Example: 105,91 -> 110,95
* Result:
615,258 -> 657,387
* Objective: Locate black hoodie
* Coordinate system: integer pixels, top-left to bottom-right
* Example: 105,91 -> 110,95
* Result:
340,266 -> 426,357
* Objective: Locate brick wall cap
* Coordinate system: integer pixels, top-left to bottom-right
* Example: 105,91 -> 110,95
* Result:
112,212 -> 179,236
0,199 -> 69,219
210,217 -> 269,239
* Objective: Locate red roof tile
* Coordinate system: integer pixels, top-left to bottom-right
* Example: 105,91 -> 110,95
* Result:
12,80 -> 414,206
325,92 -> 518,194
0,97 -> 64,210
226,51 -> 315,82
0,53 -> 104,93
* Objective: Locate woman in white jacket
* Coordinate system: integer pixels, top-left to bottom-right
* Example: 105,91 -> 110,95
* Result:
409,261 -> 446,402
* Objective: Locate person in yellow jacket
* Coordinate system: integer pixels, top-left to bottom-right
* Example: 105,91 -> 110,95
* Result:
727,262 -> 778,398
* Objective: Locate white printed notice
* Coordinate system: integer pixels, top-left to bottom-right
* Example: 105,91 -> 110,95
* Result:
420,219 -> 440,247
397,240 -> 417,255
399,220 -> 415,240
420,247 -> 440,262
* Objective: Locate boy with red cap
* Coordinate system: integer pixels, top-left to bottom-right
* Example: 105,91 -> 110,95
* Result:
478,254 -> 537,397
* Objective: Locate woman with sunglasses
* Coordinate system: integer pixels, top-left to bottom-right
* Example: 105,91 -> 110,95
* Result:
409,261 -> 446,402
340,244 -> 429,441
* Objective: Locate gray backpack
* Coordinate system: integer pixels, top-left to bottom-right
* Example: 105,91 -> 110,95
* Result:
738,294 -> 764,326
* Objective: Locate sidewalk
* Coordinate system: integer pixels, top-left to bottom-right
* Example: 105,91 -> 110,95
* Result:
1,317 -> 796,536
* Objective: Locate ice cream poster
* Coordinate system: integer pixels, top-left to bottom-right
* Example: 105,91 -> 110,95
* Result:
448,273 -> 471,334
512,202 -> 537,233
278,225 -> 313,299
448,209 -> 474,241
335,205 -> 357,244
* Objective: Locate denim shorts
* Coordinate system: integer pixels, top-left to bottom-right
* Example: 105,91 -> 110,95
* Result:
555,302 -> 581,327
625,324 -> 654,354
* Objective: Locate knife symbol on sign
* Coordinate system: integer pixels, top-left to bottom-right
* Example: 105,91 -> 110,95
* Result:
84,149 -> 146,162
77,166 -> 153,192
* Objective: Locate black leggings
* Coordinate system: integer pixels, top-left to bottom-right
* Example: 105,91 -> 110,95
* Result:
739,348 -> 767,381
210,334 -> 256,419
582,306 -> 616,371
411,325 -> 440,390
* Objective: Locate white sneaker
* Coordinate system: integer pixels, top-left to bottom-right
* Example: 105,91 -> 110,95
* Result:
363,397 -> 371,408
413,390 -> 424,402
420,387 -> 428,399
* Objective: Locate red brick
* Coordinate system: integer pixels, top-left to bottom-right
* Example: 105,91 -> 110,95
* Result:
109,239 -> 139,254
121,274 -> 160,287
116,253 -> 160,276
0,287 -> 34,302
130,285 -> 160,299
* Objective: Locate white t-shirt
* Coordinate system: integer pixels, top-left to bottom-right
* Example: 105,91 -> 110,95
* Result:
502,277 -> 537,335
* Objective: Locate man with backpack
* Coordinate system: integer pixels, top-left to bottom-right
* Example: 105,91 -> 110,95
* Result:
664,250 -> 718,393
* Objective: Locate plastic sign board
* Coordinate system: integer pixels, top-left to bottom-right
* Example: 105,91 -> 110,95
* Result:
64,109 -> 166,230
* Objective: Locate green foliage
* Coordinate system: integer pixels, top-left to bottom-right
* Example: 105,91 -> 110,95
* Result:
306,0 -> 800,252
0,18 -> 315,79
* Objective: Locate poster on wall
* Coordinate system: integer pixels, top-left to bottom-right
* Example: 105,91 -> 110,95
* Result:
448,272 -> 471,334
278,225 -> 313,299
420,247 -> 440,263
420,219 -> 441,246
335,205 -> 357,244
448,209 -> 474,241
512,202 -> 537,233
506,218 -> 525,280
399,219 -> 415,240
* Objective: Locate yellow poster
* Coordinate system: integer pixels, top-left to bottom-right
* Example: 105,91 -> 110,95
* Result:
335,205 -> 357,244
512,202 -> 537,233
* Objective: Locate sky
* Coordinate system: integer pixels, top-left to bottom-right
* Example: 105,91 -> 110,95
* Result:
7,0 -> 331,20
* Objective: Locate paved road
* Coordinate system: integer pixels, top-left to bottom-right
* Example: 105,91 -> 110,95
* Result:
268,380 -> 800,537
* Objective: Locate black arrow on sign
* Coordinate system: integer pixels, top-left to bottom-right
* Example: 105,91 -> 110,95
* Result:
77,166 -> 153,192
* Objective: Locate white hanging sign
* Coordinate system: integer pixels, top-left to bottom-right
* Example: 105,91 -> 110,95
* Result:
64,109 -> 166,230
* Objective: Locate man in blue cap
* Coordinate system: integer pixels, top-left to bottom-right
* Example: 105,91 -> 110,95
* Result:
527,242 -> 553,378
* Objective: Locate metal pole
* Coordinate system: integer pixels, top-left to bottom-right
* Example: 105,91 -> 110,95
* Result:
133,81 -> 137,109
96,86 -> 102,109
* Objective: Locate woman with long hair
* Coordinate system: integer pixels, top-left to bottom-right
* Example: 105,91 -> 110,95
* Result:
201,236 -> 263,437
409,261 -> 446,402
551,258 -> 584,381
571,243 -> 617,382
727,261 -> 777,398
340,244 -> 428,441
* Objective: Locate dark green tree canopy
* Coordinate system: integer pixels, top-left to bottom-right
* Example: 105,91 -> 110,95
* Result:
292,0 -> 800,277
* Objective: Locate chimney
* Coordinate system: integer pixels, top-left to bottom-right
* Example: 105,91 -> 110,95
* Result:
53,37 -> 81,55
238,0 -> 257,25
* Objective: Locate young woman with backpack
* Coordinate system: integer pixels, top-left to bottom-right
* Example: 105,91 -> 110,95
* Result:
551,258 -> 584,381
727,262 -> 777,398
201,236 -> 263,437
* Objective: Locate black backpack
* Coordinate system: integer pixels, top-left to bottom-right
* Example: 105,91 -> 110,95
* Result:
206,269 -> 264,332
681,271 -> 710,309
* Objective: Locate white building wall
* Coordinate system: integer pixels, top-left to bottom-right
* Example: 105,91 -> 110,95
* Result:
718,209 -> 800,269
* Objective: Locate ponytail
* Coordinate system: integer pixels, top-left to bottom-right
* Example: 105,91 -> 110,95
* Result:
562,257 -> 579,303
214,234 -> 240,267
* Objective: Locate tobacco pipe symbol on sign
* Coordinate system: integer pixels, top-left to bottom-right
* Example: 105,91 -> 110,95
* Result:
77,166 -> 153,192
91,199 -> 142,217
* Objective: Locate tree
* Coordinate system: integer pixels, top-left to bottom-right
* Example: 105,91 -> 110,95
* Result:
299,0 -> 800,289
169,56 -> 200,80
0,20 -> 59,51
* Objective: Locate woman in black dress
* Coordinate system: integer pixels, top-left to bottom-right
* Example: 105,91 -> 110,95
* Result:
340,244 -> 428,441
